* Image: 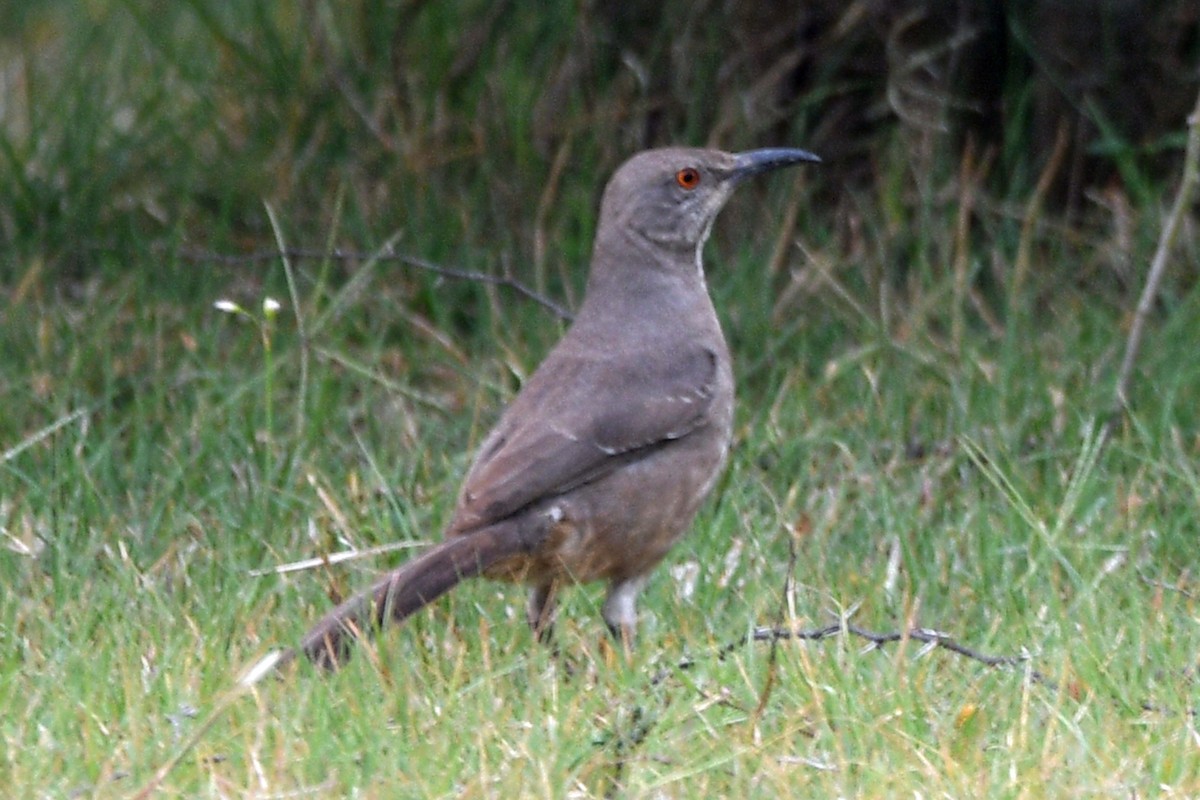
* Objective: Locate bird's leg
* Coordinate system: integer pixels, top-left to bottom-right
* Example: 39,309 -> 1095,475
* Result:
526,582 -> 558,644
602,575 -> 648,652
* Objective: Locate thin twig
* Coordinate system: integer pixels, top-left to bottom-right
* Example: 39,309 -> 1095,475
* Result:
533,139 -> 573,301
951,136 -> 979,351
130,652 -> 286,800
1105,87 -> 1200,443
722,621 -> 1051,688
1010,120 -> 1069,311
312,346 -> 451,411
265,203 -> 312,453
1138,568 -> 1195,599
248,540 -> 428,577
749,527 -> 799,730
175,246 -> 574,321
602,705 -> 654,800
2,404 -> 96,464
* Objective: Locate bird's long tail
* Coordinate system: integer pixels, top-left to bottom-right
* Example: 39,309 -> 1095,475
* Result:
300,519 -> 540,670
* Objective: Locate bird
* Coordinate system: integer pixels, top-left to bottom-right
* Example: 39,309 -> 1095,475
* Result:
300,146 -> 819,670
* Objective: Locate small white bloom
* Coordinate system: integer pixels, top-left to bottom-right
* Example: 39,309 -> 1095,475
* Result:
213,299 -> 241,314
262,297 -> 282,315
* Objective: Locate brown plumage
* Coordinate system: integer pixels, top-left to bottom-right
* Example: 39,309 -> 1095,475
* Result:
300,146 -> 819,670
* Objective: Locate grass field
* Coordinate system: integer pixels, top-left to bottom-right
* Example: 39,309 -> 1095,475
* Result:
3,3 -> 1199,798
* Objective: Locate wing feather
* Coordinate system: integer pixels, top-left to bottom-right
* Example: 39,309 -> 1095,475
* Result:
451,345 -> 719,532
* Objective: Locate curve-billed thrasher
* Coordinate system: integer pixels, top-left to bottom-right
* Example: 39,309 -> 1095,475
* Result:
302,146 -> 819,669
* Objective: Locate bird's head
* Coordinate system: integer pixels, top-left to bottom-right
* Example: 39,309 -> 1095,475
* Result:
598,146 -> 821,255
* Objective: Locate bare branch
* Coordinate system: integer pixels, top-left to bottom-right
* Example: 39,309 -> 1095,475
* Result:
2,404 -> 94,464
1010,120 -> 1069,309
720,620 -> 1051,687
176,246 -> 575,321
1106,87 -> 1200,442
718,620 -> 1198,719
749,527 -> 801,729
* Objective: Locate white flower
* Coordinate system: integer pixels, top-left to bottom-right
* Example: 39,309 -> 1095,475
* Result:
262,297 -> 282,316
213,299 -> 241,314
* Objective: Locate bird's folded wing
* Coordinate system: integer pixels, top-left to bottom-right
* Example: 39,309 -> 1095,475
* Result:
452,345 -> 720,530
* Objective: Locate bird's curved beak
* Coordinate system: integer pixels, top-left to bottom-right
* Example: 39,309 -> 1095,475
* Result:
731,148 -> 821,182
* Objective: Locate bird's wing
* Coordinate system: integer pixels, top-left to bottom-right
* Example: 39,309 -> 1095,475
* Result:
451,343 -> 721,532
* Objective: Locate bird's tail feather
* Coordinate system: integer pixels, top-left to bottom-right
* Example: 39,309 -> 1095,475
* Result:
301,520 -> 537,670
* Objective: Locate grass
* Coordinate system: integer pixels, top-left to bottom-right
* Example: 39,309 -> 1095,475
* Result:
4,224 -> 1198,797
3,3 -> 1200,798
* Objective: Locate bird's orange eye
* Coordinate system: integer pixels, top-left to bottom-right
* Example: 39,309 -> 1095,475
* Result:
675,167 -> 701,190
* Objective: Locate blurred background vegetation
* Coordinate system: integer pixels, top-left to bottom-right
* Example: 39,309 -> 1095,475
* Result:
2,0 -> 1197,294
